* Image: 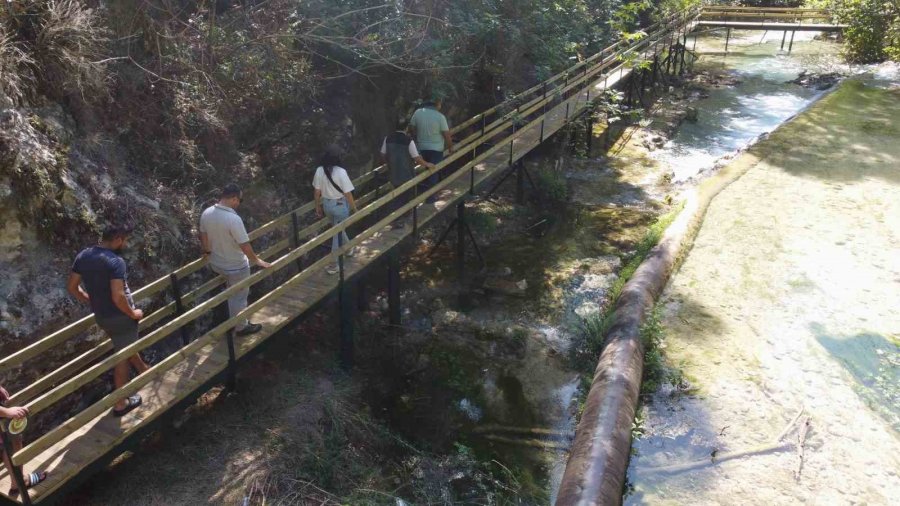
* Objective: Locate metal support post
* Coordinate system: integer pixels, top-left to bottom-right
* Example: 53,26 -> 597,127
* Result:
725,27 -> 731,54
470,166 -> 475,195
652,54 -> 659,88
515,161 -> 525,204
1,433 -> 31,506
169,273 -> 191,347
338,234 -> 353,370
680,34 -> 687,74
781,30 -> 788,51
586,116 -> 594,154
387,250 -> 401,326
788,30 -> 796,52
456,202 -> 465,284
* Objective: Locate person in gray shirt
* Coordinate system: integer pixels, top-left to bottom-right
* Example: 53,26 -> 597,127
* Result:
199,184 -> 271,336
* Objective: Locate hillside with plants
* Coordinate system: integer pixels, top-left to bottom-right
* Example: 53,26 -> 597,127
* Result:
0,0 -> 655,358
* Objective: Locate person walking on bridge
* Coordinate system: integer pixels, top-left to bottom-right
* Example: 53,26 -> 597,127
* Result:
381,116 -> 435,229
200,184 -> 272,336
67,223 -> 149,417
410,96 -> 454,202
1,385 -> 48,496
313,146 -> 358,275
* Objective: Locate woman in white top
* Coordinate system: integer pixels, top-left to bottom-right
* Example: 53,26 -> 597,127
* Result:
313,146 -> 358,274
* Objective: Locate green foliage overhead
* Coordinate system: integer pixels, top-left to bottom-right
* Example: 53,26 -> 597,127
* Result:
807,0 -> 900,63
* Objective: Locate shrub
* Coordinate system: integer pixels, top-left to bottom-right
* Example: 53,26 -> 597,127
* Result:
0,25 -> 34,104
534,166 -> 568,202
0,0 -> 109,101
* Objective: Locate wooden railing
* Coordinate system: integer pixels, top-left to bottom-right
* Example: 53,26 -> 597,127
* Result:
700,5 -> 832,21
4,6 -> 701,473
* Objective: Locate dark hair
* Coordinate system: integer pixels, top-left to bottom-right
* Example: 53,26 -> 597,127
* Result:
320,146 -> 342,176
395,116 -> 409,130
220,183 -> 242,199
101,223 -> 134,241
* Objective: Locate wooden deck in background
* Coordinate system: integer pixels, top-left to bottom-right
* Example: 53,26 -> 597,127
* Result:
0,26 -> 666,503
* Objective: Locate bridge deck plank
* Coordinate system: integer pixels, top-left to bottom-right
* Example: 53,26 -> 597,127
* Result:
0,26 -> 647,504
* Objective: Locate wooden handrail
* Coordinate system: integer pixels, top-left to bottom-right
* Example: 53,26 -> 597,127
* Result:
10,6 -> 701,467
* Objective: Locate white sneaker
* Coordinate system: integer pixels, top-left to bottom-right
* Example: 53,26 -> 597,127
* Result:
325,264 -> 339,275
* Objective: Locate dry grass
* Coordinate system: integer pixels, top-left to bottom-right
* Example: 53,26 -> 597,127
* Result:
0,0 -> 108,102
0,24 -> 34,104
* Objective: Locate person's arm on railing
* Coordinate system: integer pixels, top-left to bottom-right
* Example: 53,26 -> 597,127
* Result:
66,273 -> 91,305
344,191 -> 358,213
314,188 -> 323,218
239,243 -> 272,269
111,280 -> 143,321
199,231 -> 211,258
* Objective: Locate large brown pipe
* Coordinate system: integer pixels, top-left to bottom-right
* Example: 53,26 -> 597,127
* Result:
555,150 -> 764,505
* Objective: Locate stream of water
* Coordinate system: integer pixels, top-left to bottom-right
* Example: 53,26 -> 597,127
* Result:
626,29 -> 900,505
370,28 -> 898,504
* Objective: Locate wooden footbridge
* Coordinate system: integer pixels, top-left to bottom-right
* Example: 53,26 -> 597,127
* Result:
698,5 -> 846,53
0,4 -> 842,505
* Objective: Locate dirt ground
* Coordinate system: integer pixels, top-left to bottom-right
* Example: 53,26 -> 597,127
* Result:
627,80 -> 900,504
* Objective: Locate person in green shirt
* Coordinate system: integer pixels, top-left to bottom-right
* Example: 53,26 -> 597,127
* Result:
410,97 -> 454,203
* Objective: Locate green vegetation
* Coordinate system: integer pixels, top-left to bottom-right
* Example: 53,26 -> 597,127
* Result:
534,166 -> 569,202
806,0 -> 900,62
570,204 -> 682,370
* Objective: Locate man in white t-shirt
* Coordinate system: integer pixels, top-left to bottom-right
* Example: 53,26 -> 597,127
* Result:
199,184 -> 271,335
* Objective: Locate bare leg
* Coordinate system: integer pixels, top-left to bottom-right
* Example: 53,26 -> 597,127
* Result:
113,360 -> 130,411
4,436 -> 39,492
128,354 -> 149,375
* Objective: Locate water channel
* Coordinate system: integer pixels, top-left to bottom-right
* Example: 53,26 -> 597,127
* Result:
625,29 -> 900,505
371,26 -> 895,503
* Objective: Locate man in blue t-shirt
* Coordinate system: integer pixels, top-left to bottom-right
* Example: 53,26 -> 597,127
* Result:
67,223 -> 149,417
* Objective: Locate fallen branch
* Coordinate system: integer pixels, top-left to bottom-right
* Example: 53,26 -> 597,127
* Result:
639,406 -> 808,475
638,441 -> 791,474
473,424 -> 575,439
795,416 -> 810,481
481,434 -> 570,450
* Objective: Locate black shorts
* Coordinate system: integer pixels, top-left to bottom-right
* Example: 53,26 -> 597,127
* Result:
96,314 -> 140,350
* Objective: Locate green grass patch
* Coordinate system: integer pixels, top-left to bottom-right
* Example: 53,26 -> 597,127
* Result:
570,204 -> 683,372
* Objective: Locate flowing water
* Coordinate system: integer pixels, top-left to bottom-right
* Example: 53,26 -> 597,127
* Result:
626,30 -> 900,505
366,29 -> 899,504
657,30 -> 848,184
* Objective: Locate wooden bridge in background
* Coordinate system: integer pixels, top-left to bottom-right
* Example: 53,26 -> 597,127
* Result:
0,4 -> 844,505
698,5 -> 846,52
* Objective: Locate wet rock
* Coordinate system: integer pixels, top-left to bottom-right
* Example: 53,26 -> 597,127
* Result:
431,309 -> 467,327
685,107 -> 699,123
786,71 -> 842,90
483,277 -> 528,297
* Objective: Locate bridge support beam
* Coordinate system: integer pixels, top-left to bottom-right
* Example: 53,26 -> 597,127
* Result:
338,245 -> 354,371
788,30 -> 796,52
387,250 -> 401,326
456,202 -> 466,284
725,27 -> 731,53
